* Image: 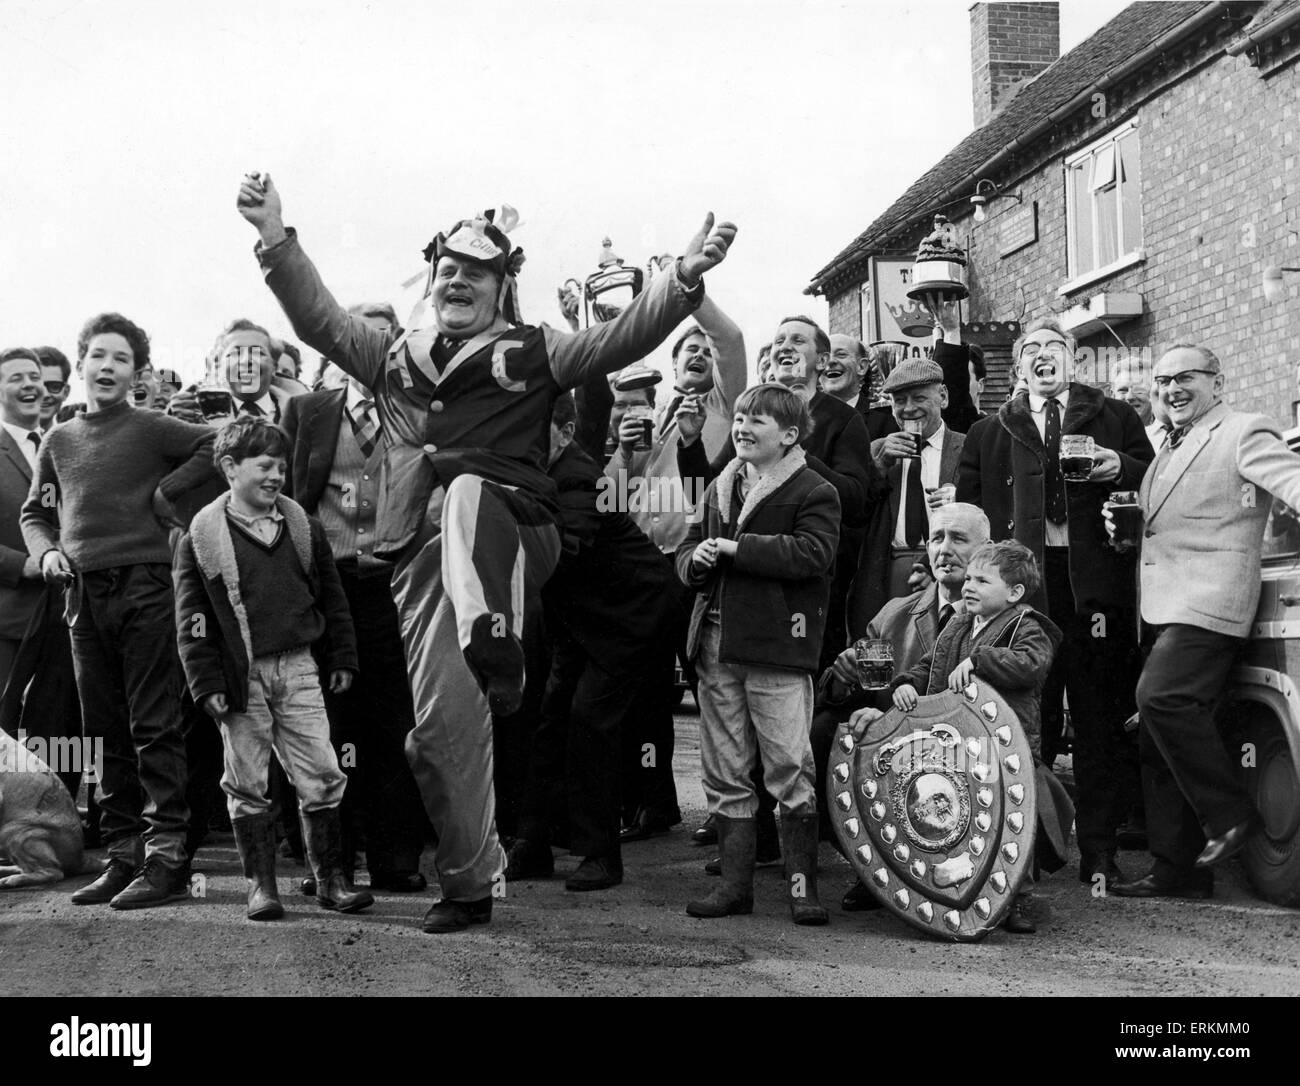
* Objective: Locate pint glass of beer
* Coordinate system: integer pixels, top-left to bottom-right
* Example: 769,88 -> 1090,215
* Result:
1106,490 -> 1142,549
854,638 -> 894,690
1060,435 -> 1096,482
902,418 -> 925,459
624,404 -> 654,452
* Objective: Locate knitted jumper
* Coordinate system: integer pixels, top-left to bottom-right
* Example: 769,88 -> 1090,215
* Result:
20,399 -> 215,572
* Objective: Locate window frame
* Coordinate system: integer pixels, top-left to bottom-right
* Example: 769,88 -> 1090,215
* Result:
1063,120 -> 1144,288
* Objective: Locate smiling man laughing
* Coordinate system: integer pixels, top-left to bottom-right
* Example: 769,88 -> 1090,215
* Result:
1112,345 -> 1300,899
237,172 -> 736,934
956,316 -> 1154,888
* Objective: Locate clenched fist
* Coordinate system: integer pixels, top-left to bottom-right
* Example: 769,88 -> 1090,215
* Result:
236,172 -> 288,248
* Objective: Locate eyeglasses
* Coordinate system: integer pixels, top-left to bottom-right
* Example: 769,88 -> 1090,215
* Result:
43,380 -> 66,394
1152,369 -> 1218,389
1020,341 -> 1071,362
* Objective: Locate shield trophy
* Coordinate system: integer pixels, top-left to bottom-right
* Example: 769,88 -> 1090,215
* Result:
828,684 -> 1038,942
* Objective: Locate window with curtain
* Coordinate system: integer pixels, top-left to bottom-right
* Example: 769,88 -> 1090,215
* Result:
1065,122 -> 1142,280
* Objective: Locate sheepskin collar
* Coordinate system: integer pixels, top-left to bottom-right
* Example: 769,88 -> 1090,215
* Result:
189,492 -> 314,666
716,445 -> 808,530
997,382 -> 1106,458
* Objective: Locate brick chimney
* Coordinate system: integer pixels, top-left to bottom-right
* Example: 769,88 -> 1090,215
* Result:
971,2 -> 1060,127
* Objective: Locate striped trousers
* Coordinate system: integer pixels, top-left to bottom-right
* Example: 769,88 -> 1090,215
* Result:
391,474 -> 559,902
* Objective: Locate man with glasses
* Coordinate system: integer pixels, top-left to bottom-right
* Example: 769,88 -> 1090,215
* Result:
35,346 -> 72,432
957,316 -> 1154,889
1109,346 -> 1300,898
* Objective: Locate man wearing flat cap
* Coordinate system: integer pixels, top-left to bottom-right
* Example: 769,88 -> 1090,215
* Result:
236,172 -> 736,934
847,356 -> 965,634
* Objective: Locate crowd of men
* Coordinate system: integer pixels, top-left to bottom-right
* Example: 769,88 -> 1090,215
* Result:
1,173 -> 1296,936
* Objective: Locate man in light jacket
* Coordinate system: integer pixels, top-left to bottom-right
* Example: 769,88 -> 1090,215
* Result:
1112,344 -> 1300,899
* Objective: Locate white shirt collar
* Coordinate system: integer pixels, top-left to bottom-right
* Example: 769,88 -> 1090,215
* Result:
2,419 -> 40,461
922,421 -> 947,450
345,382 -> 372,414
1028,388 -> 1070,414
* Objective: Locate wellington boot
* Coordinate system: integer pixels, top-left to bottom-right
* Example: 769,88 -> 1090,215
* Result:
233,812 -> 284,921
686,816 -> 755,918
782,814 -> 828,926
302,806 -> 373,914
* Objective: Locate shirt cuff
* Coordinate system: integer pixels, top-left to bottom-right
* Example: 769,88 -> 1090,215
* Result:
254,226 -> 298,267
674,257 -> 705,298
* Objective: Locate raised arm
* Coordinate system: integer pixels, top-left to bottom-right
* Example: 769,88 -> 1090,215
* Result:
955,416 -> 988,507
693,293 -> 746,411
237,173 -> 392,390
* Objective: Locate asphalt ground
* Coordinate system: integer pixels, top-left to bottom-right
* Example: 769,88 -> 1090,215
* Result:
2,700 -> 1298,999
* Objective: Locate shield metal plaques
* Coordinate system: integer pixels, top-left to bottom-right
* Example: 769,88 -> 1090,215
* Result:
829,684 -> 1037,942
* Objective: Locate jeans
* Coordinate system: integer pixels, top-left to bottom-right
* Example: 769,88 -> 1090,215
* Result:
218,647 -> 346,818
69,563 -> 189,868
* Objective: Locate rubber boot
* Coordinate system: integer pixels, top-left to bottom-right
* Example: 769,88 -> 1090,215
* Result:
301,806 -> 373,914
782,814 -> 828,926
686,816 -> 755,918
232,812 -> 284,921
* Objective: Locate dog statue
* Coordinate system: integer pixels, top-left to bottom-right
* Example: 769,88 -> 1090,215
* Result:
0,727 -> 102,889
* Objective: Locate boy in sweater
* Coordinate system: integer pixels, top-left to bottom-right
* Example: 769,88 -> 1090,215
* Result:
674,383 -> 840,925
869,539 -> 1061,933
173,417 -> 367,919
20,313 -> 216,908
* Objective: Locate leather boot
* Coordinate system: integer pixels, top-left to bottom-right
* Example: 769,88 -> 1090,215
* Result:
782,814 -> 828,926
686,816 -> 755,918
301,806 -> 373,914
233,812 -> 284,921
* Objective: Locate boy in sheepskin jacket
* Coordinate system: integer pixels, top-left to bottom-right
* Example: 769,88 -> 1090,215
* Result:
173,417 -> 366,921
674,383 -> 840,926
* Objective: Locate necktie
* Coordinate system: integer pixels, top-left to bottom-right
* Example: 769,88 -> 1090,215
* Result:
27,430 -> 40,451
659,395 -> 685,438
1168,425 -> 1189,449
431,336 -> 462,379
243,401 -> 264,418
350,399 -> 381,459
1044,397 -> 1068,525
903,457 -> 927,547
937,603 -> 954,633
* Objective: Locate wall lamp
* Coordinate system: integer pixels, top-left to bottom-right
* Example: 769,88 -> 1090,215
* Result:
970,179 -> 1023,224
1263,265 -> 1300,303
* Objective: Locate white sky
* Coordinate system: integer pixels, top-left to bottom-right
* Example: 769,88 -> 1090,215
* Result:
0,0 -> 1130,385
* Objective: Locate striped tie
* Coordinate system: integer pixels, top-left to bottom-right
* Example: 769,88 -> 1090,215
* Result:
350,399 -> 381,458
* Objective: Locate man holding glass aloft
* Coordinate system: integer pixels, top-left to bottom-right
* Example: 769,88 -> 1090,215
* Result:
955,317 -> 1153,889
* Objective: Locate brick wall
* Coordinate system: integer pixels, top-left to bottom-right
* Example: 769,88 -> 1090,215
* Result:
830,47 -> 1300,428
828,287 -> 862,342
971,2 -> 1060,128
